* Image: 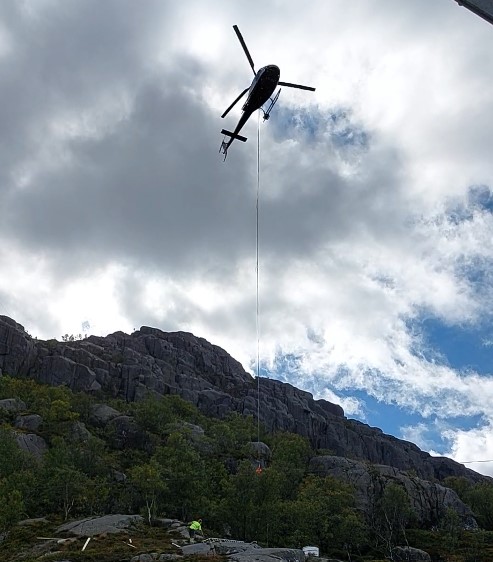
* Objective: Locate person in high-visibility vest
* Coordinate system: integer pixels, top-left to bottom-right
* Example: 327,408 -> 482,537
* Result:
188,519 -> 202,543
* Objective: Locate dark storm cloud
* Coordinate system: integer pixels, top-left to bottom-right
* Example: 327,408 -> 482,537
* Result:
5,72 -> 256,276
1,0 -> 408,287
5,72 -> 410,291
0,0 -> 170,183
0,0 -> 254,279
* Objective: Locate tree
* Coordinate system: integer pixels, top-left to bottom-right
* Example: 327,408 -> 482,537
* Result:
132,396 -> 174,436
0,426 -> 32,477
222,461 -> 256,540
439,507 -> 461,550
0,485 -> 24,530
154,431 -> 205,521
280,475 -> 365,555
128,460 -> 167,525
37,438 -> 90,520
269,432 -> 312,500
371,482 -> 416,559
465,483 -> 493,530
443,476 -> 472,502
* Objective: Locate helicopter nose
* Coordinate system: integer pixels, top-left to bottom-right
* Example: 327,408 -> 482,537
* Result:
267,65 -> 280,80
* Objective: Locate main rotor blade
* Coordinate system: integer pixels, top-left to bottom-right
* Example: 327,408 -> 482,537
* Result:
233,25 -> 255,74
221,87 -> 249,118
278,81 -> 316,91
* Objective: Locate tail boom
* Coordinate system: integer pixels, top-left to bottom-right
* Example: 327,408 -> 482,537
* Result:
220,129 -> 247,142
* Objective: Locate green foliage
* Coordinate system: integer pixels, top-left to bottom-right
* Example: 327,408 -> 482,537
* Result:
61,333 -> 84,341
0,484 -> 25,530
281,475 -> 366,553
269,432 -> 312,499
154,431 -> 206,521
0,375 -> 80,427
443,476 -> 473,501
205,412 -> 258,458
3,374 -> 493,561
465,483 -> 493,530
0,425 -> 33,477
439,506 -> 462,550
128,459 -> 167,524
371,482 -> 416,558
445,477 -> 493,532
131,395 -> 175,435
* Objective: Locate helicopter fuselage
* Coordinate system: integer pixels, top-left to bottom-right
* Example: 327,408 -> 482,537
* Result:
243,65 -> 280,114
220,65 -> 280,156
220,24 -> 314,159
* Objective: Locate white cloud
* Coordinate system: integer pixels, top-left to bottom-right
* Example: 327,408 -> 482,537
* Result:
2,0 -> 493,473
444,422 -> 493,477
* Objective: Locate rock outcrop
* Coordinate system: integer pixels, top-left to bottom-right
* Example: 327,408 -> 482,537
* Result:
392,546 -> 431,561
182,540 -> 305,562
15,432 -> 48,459
57,514 -> 144,536
309,456 -> 477,527
0,315 -> 488,487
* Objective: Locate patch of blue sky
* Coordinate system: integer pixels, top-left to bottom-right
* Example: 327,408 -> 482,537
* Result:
416,316 -> 493,376
257,344 -> 488,455
263,361 -> 450,452
446,184 -> 493,225
269,104 -> 369,151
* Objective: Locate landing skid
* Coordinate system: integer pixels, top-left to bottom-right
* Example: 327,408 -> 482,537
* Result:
262,88 -> 281,121
220,138 -> 229,161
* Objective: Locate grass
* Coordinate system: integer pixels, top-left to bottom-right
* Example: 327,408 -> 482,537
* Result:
3,520 -> 493,562
0,521 -> 197,562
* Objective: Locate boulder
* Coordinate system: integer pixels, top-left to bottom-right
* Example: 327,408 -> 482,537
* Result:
57,514 -> 143,537
69,421 -> 92,442
15,432 -> 47,458
0,398 -> 27,413
166,421 -> 205,442
16,517 -> 50,526
248,441 -> 272,462
181,543 -> 213,556
106,415 -> 152,451
89,404 -> 121,426
14,413 -> 43,431
392,545 -> 431,561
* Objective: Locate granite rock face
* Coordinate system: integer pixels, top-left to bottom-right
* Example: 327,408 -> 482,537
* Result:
309,456 -> 477,527
0,315 -> 488,486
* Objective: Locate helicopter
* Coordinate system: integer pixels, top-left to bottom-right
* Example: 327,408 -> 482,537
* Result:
220,25 -> 316,159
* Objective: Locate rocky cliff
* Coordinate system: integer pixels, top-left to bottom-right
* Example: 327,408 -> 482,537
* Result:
0,315 -> 486,486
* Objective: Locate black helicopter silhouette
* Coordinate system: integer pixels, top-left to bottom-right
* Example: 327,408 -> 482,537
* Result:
220,25 -> 315,159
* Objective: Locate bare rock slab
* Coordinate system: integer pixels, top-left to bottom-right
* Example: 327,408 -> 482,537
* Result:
57,514 -> 143,537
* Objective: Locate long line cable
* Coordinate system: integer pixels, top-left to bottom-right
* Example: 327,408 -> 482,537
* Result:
256,111 -> 261,447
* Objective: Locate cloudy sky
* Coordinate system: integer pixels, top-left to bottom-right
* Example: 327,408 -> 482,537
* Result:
2,0 -> 493,474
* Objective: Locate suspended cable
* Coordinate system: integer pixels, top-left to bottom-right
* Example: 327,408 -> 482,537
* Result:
256,110 -> 261,448
459,459 -> 493,464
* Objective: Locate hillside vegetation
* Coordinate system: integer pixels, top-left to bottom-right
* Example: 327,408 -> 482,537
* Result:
1,375 -> 493,561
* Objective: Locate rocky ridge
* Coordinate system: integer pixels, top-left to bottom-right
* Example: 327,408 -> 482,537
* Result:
0,314 -> 487,487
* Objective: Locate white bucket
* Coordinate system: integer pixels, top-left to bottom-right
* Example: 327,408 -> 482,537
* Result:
302,546 -> 319,558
